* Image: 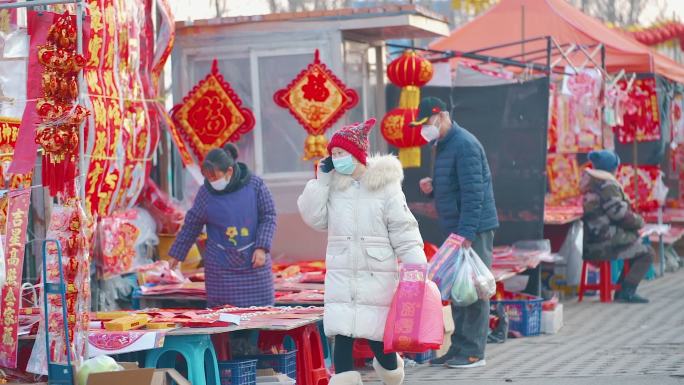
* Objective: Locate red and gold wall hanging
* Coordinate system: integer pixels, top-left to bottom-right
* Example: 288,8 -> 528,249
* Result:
0,188 -> 31,368
546,153 -> 581,204
274,49 -> 358,160
171,59 -> 255,163
616,164 -> 661,212
614,78 -> 660,144
0,117 -> 33,190
381,50 -> 433,167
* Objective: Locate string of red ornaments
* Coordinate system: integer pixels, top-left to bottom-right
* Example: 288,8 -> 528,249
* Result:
35,12 -> 89,197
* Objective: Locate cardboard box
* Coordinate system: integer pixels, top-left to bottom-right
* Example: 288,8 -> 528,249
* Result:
104,314 -> 150,331
83,363 -> 190,385
541,303 -> 564,334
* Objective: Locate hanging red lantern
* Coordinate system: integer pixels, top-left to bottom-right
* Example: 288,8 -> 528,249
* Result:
387,50 -> 434,109
381,50 -> 434,168
380,108 -> 427,166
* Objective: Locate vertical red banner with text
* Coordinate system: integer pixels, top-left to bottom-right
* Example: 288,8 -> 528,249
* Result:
0,188 -> 31,368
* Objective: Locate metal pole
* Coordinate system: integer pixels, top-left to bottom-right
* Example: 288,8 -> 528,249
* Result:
76,0 -> 86,201
521,5 -> 526,62
0,0 -> 81,9
546,36 -> 552,75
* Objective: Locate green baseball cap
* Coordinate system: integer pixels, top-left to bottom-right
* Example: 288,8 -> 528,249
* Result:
409,96 -> 448,126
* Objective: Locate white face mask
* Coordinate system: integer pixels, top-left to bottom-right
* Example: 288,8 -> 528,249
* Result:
209,176 -> 230,191
421,124 -> 441,142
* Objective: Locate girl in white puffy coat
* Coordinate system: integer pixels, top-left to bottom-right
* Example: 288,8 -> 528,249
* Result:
298,118 -> 427,385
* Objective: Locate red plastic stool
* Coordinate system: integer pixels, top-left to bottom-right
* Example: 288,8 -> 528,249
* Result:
424,242 -> 439,262
352,339 -> 374,368
259,324 -> 329,385
211,333 -> 231,361
578,260 -> 630,302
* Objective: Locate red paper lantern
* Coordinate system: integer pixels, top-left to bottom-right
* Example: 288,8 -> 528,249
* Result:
387,50 -> 434,88
381,107 -> 427,147
381,51 -> 434,168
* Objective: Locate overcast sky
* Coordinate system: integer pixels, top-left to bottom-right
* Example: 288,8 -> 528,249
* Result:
171,0 -> 684,25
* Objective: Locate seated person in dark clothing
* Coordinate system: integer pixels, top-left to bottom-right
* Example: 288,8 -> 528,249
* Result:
581,150 -> 653,304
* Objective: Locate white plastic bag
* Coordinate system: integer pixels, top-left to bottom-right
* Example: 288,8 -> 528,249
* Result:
450,252 -> 477,307
76,355 -> 122,385
451,248 -> 496,307
468,248 -> 496,300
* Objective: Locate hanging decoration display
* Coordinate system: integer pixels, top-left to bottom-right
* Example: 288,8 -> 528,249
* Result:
0,189 -> 31,368
28,198 -> 93,375
98,209 -> 141,279
0,117 -> 33,190
614,78 -> 660,144
274,49 -> 358,161
34,12 -> 89,197
626,21 -> 684,51
546,153 -> 581,204
149,0 -> 192,167
380,50 -> 433,167
616,165 -> 661,212
171,59 -> 255,163
80,0 -> 173,217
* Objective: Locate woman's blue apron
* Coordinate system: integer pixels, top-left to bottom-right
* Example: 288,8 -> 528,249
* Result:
203,182 -> 274,307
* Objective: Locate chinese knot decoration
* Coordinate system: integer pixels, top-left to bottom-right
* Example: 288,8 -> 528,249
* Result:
171,59 -> 255,163
35,12 -> 89,197
381,50 -> 433,168
274,49 -> 358,160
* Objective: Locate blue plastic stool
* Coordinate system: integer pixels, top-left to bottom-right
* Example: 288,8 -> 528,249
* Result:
317,321 -> 332,368
145,334 -> 220,385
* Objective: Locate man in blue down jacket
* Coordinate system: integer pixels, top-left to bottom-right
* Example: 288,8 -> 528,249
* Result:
413,97 -> 499,369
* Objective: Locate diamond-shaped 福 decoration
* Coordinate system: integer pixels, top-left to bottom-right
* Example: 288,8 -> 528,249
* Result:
172,59 -> 255,162
274,49 -> 358,137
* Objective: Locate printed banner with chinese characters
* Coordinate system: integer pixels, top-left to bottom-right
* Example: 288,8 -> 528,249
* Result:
0,188 -> 31,368
0,117 -> 33,190
81,0 -> 172,216
614,78 -> 661,144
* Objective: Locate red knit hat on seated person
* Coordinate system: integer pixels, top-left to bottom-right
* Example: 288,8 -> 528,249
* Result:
327,118 -> 376,165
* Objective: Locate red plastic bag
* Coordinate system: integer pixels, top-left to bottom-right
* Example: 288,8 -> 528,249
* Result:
139,178 -> 185,235
384,264 -> 444,354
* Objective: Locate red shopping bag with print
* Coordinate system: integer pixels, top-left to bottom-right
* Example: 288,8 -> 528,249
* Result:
383,264 -> 444,353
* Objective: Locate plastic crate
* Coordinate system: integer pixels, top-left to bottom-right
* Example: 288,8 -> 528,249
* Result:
243,350 -> 297,380
491,291 -> 543,336
405,350 -> 435,364
219,359 -> 258,385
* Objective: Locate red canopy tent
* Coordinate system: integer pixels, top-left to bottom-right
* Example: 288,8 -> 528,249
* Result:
430,0 -> 684,84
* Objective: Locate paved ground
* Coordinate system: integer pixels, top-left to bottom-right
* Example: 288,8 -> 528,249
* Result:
361,269 -> 684,384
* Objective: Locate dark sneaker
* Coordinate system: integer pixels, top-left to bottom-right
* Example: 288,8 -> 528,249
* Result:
429,353 -> 455,367
614,290 -> 649,304
446,356 -> 486,369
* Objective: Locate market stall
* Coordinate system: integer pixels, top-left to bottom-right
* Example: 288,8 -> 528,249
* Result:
427,0 -> 684,296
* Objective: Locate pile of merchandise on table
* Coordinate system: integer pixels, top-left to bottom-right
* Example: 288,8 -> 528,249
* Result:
491,241 -> 554,280
18,306 -> 323,351
272,262 -> 326,304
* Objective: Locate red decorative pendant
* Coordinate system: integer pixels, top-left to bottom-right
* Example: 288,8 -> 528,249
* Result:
171,59 -> 255,162
274,50 -> 358,159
